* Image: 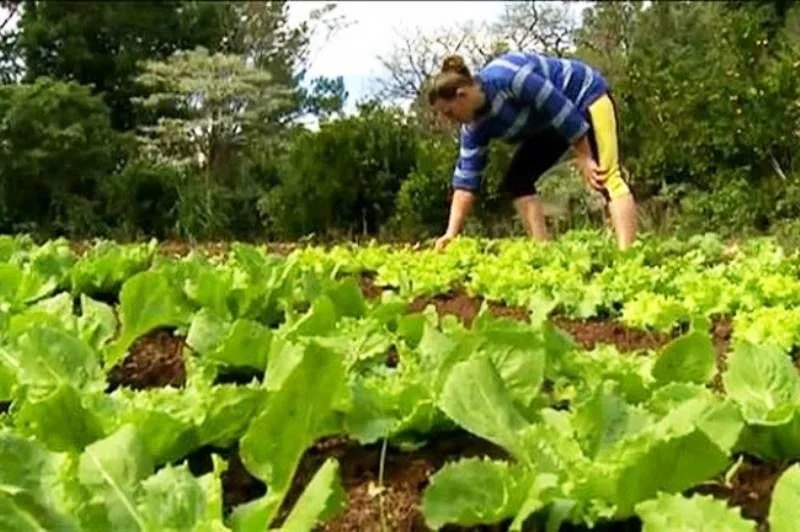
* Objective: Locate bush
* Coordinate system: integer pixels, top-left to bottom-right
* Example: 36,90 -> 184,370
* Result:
676,171 -> 771,237
101,160 -> 182,240
0,78 -> 130,237
264,101 -> 418,240
390,137 -> 456,239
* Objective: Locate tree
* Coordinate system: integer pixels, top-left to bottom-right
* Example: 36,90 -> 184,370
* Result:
0,78 -> 127,235
296,75 -> 347,122
131,47 -> 292,239
374,23 -> 493,101
0,0 -> 22,83
133,47 -> 290,174
222,1 -> 351,123
18,1 -> 233,130
261,102 -> 418,239
573,1 -> 644,82
374,1 -> 582,102
491,1 -> 578,57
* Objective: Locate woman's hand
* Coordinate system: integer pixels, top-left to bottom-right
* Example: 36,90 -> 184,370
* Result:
578,156 -> 605,192
434,233 -> 455,252
571,135 -> 605,193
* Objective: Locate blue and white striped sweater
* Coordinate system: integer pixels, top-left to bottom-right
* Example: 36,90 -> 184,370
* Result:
453,51 -> 609,191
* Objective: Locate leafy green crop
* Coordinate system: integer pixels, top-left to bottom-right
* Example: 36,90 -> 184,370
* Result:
1,232 -> 800,530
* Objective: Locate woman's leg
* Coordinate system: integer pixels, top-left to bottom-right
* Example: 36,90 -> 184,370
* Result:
514,195 -> 549,241
503,129 -> 569,242
585,93 -> 637,249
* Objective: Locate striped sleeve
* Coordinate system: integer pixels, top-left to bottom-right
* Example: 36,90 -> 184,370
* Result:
506,62 -> 589,144
452,126 -> 489,191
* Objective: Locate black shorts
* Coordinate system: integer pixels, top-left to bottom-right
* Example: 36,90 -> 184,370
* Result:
503,93 -> 628,203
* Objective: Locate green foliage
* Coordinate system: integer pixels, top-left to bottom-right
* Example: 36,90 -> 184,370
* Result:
3,1 -> 800,243
262,102 -> 418,239
601,2 -> 799,197
19,0 -> 233,131
133,46 -> 290,170
100,159 -> 182,240
0,2 -> 21,84
391,137 -> 457,239
6,235 -> 800,529
0,78 -> 129,236
297,75 -> 347,121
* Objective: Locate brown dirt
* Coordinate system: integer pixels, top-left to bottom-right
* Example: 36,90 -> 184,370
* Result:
106,328 -> 186,391
404,287 -> 678,354
158,241 -> 231,258
385,344 -> 399,368
710,317 -> 734,392
212,433 -> 509,531
158,241 -> 301,258
691,457 -> 793,529
358,272 -> 389,300
220,448 -> 268,514
549,315 -> 673,353
270,433 -> 509,532
485,300 -> 531,323
407,289 -> 484,327
402,286 -> 736,365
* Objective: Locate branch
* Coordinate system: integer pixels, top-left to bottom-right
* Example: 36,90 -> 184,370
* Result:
0,3 -> 19,32
771,152 -> 788,182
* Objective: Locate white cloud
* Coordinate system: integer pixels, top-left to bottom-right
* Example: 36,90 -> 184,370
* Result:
287,1 -> 507,108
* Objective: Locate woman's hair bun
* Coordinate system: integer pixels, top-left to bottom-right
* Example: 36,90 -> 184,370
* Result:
441,54 -> 470,77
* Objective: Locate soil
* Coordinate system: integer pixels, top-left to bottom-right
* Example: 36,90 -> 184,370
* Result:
407,288 -> 484,328
710,317 -> 734,392
84,264 -> 745,531
690,456 -> 794,529
358,272 -> 389,301
106,328 -> 187,391
220,447 -> 268,513
272,433 -> 509,532
403,286 -> 680,355
549,315 -> 673,353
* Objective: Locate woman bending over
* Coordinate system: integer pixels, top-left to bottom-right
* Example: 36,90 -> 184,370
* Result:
428,52 -> 637,251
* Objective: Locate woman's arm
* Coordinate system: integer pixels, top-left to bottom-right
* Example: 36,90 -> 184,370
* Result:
436,128 -> 488,250
444,188 -> 476,237
436,188 -> 475,251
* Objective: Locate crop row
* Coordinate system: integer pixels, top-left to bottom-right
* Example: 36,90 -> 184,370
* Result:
1,233 -> 800,530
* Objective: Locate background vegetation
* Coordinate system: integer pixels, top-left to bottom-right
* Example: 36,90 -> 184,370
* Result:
0,1 -> 798,246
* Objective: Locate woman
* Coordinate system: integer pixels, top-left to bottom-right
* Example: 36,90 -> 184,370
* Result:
427,52 -> 637,251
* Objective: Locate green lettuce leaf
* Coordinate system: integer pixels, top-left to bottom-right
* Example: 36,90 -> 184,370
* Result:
233,340 -> 347,530
78,424 -> 154,530
186,309 -> 271,372
723,341 -> 800,425
652,329 -> 716,386
275,458 -> 345,532
0,430 -> 81,531
421,457 -> 532,529
106,382 -> 265,465
635,492 -> 754,531
70,240 -> 157,298
438,354 -> 530,461
104,271 -> 194,367
769,464 -> 800,532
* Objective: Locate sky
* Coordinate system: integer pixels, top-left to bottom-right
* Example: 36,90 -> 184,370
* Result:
1,1 -> 588,116
287,1 -> 590,114
286,1 -> 508,112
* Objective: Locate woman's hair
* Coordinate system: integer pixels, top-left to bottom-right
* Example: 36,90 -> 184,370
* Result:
427,54 -> 474,105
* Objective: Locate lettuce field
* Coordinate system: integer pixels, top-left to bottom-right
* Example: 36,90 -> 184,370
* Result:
4,230 -> 800,531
